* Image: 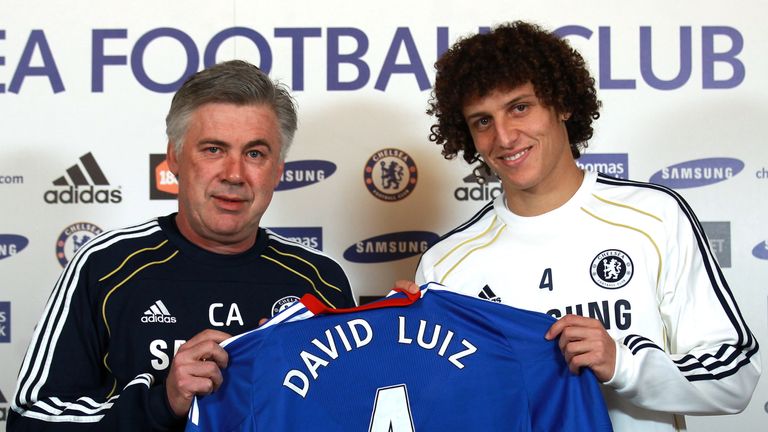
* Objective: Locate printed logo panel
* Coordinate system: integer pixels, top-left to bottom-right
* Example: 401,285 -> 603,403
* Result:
649,158 -> 744,188
56,222 -> 103,267
701,222 -> 731,268
44,152 -> 122,204
576,153 -> 629,179
149,154 -> 178,199
276,160 -> 336,191
0,234 -> 29,260
268,227 -> 323,250
454,165 -> 503,202
364,149 -> 417,202
0,302 -> 9,343
141,300 -> 177,324
590,249 -> 634,289
752,240 -> 768,260
272,296 -> 300,316
344,231 -> 438,263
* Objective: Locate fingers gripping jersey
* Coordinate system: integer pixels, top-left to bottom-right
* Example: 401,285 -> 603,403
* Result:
186,284 -> 613,431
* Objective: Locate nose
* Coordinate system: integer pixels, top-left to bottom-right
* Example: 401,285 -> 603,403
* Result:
494,118 -> 520,148
222,155 -> 244,184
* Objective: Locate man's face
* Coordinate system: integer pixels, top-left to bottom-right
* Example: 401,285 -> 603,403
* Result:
462,82 -> 574,200
167,102 -> 284,253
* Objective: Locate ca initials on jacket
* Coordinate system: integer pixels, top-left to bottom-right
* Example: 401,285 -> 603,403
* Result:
149,302 -> 244,370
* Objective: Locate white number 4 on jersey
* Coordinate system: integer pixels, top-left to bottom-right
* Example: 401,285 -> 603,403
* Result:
369,384 -> 415,432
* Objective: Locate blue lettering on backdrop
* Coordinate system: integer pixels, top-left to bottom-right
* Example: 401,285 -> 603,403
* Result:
274,28 -> 322,91
92,29 -> 128,92
640,26 -> 692,90
327,27 -> 370,91
0,30 -> 5,92
702,26 -> 744,89
556,25 -> 744,90
0,25 -> 749,94
375,27 -> 430,91
8,30 -> 64,93
132,28 -> 198,92
205,27 -> 272,72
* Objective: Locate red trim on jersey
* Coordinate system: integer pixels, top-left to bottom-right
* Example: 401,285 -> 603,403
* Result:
301,288 -> 422,315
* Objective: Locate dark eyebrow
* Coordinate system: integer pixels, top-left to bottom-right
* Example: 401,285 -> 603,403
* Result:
464,92 -> 536,123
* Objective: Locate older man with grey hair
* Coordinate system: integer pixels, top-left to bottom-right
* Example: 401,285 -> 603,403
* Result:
10,60 -> 355,431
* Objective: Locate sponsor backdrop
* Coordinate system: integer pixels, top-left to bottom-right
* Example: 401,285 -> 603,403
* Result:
0,0 -> 766,429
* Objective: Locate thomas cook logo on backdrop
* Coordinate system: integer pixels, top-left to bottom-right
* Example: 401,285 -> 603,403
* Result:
149,154 -> 178,199
649,158 -> 744,188
56,222 -> 103,267
364,149 -> 417,202
590,249 -> 634,289
268,227 -> 323,250
701,222 -> 731,268
455,166 -> 502,201
0,301 -> 9,343
576,153 -> 629,179
752,240 -> 768,260
0,234 -> 28,260
344,231 -> 438,263
44,152 -> 122,204
276,160 -> 336,191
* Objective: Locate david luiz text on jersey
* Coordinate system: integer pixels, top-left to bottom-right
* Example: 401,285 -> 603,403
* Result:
283,315 -> 478,397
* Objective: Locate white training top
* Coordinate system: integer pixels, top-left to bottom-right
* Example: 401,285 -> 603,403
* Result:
416,170 -> 760,432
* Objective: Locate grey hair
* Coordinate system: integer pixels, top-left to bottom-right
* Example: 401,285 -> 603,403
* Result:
165,60 -> 297,161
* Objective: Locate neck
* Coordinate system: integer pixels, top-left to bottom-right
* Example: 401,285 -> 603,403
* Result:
174,214 -> 258,255
505,164 -> 584,217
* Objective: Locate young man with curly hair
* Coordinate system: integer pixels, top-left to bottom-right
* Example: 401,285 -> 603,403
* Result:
415,21 -> 760,431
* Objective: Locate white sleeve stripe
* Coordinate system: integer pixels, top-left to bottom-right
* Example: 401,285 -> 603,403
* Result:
13,373 -> 151,422
31,224 -> 162,405
20,410 -> 105,423
36,399 -> 115,415
12,220 -> 161,410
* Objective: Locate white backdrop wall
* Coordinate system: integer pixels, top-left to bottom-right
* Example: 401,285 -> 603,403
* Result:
0,1 -> 766,430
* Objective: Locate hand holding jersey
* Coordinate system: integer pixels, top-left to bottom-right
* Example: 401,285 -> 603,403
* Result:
546,314 -> 617,382
396,280 -> 621,382
166,329 -> 231,416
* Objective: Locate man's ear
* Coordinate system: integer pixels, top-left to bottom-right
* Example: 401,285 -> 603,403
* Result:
166,141 -> 178,176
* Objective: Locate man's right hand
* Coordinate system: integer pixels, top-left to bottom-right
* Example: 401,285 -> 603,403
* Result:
165,329 -> 231,416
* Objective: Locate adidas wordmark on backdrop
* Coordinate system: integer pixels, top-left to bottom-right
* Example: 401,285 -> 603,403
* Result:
186,284 -> 613,431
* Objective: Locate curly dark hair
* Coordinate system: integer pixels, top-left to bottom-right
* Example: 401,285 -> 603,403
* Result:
427,21 -> 601,166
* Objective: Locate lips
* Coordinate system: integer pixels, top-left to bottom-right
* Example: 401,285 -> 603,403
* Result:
212,194 -> 249,211
498,146 -> 531,163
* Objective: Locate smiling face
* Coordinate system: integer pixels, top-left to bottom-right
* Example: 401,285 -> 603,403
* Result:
462,82 -> 583,215
167,102 -> 284,254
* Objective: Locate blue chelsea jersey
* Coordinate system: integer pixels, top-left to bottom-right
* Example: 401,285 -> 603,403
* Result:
186,283 -> 613,431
